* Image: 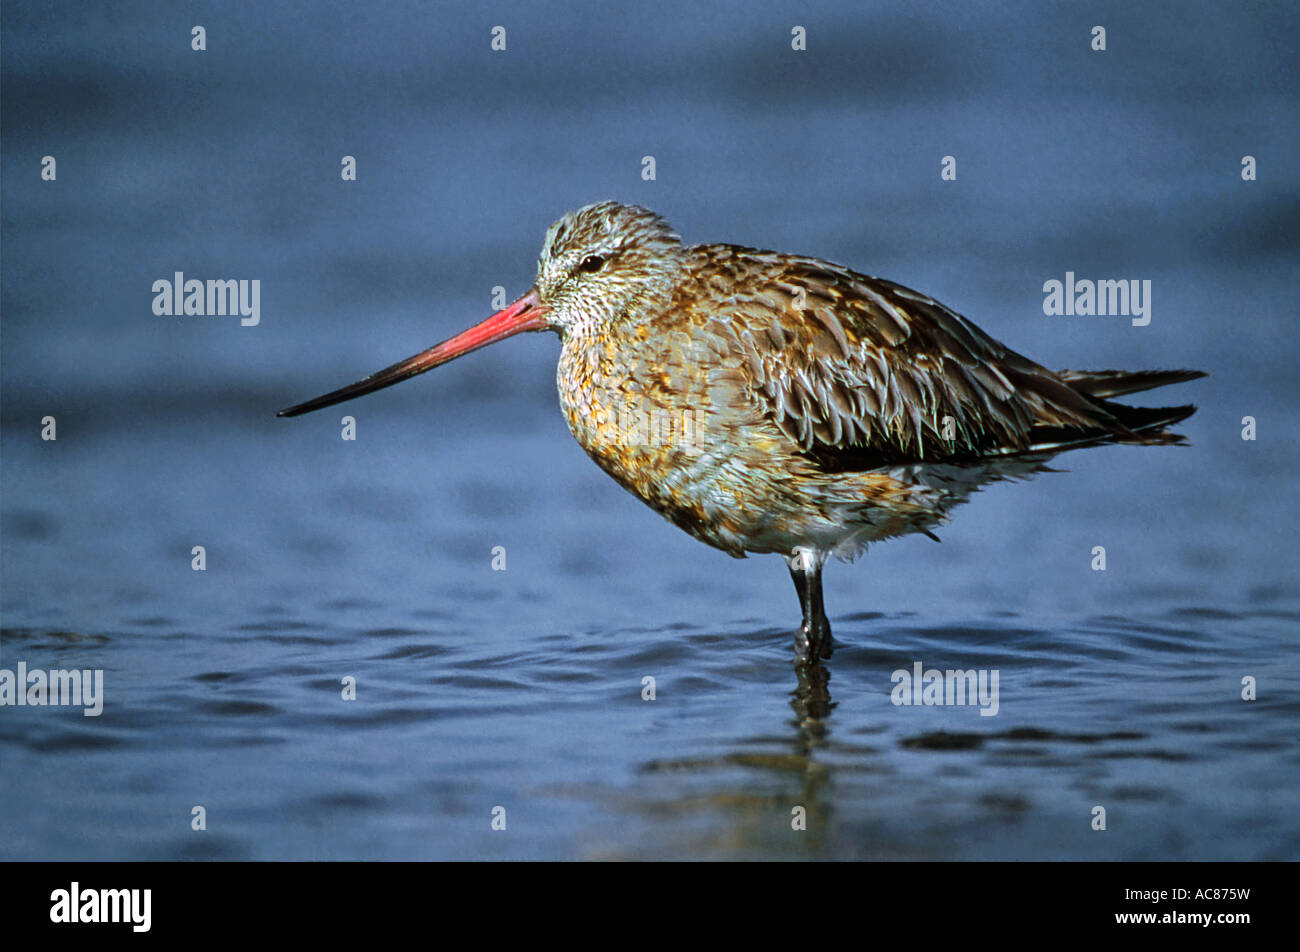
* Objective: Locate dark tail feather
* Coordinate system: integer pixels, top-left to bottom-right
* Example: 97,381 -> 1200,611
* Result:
1097,401 -> 1199,445
1021,369 -> 1205,453
1023,402 -> 1199,453
1057,368 -> 1207,399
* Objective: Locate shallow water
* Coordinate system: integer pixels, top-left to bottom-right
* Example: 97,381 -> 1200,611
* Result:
2,0 -> 1298,860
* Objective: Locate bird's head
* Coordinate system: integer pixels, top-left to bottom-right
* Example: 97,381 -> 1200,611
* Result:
533,201 -> 685,338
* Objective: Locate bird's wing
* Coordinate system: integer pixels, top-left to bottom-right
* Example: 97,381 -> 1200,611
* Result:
700,247 -> 1117,467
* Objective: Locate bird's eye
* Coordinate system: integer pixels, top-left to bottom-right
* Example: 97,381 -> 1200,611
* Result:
577,254 -> 606,273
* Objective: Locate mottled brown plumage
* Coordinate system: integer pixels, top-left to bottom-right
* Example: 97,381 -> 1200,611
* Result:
280,200 -> 1205,663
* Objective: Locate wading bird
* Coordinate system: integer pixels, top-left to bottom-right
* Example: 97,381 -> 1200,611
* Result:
280,202 -> 1203,663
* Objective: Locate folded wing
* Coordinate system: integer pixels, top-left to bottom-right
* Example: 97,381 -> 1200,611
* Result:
708,249 -> 1119,470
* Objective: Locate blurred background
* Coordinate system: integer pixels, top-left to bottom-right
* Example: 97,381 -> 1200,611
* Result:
1,0 -> 1297,860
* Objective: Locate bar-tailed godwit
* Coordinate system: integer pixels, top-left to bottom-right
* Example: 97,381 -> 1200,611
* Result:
280,201 -> 1204,663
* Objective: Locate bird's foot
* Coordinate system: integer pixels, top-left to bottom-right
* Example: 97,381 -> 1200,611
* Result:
794,621 -> 834,664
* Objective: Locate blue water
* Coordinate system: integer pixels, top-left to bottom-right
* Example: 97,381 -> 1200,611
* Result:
2,0 -> 1297,860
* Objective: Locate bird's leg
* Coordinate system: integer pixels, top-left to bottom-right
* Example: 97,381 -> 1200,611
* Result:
787,547 -> 833,662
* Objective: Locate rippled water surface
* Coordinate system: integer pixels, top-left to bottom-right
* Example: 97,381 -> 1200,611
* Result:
2,1 -> 1298,860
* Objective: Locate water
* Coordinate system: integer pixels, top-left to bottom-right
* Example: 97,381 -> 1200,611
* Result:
2,0 -> 1298,860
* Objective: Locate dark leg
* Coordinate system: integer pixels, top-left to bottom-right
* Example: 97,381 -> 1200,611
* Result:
787,548 -> 833,662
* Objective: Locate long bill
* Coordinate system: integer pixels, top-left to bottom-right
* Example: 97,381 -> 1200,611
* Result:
277,289 -> 549,418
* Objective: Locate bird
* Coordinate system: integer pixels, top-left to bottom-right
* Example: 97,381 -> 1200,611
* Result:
279,201 -> 1205,664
